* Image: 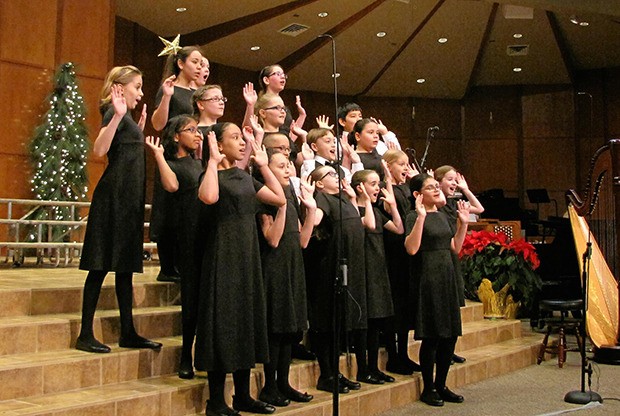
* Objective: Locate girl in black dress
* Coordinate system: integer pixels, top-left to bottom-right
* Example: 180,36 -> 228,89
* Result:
404,174 -> 469,407
196,122 -> 285,416
145,115 -> 203,379
354,119 -> 384,179
192,84 -> 225,164
77,65 -> 161,353
150,46 -> 204,282
351,168 -> 404,384
306,165 -> 374,393
257,152 -> 316,407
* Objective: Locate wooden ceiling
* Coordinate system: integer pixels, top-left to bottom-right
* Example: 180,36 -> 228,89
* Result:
116,0 -> 620,99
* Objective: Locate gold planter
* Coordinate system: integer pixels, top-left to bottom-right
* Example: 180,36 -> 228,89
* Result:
477,278 -> 520,319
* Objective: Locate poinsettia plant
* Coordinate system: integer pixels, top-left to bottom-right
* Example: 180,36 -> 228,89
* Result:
459,230 -> 543,312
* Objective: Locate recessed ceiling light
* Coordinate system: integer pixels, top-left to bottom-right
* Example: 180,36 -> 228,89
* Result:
513,33 -> 523,39
570,15 -> 589,26
176,7 -> 187,12
318,12 -> 328,18
513,67 -> 522,72
579,21 -> 589,26
332,73 -> 340,78
250,46 -> 260,51
438,37 -> 448,44
376,32 -> 387,38
417,78 -> 426,84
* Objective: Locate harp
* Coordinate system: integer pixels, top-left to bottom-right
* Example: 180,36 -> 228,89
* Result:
566,139 -> 620,363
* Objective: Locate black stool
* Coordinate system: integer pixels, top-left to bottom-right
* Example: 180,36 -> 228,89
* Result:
537,299 -> 584,368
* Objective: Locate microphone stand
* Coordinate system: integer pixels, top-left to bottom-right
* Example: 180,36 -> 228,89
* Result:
419,127 -> 437,169
319,32 -> 345,416
564,226 -> 602,404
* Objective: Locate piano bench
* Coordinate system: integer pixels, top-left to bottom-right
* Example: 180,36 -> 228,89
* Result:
536,299 -> 584,368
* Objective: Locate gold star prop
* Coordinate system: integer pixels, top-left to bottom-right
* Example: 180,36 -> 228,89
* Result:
158,34 -> 182,57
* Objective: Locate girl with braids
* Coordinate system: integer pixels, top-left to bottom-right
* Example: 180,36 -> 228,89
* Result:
77,65 -> 161,353
404,173 -> 469,407
196,122 -> 285,416
145,115 -> 203,379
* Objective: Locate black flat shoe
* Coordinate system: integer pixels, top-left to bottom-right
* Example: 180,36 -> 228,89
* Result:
373,370 -> 395,383
357,372 -> 384,385
339,374 -> 361,390
156,271 -> 181,283
75,337 -> 111,354
281,386 -> 313,402
258,390 -> 290,407
420,388 -> 444,407
317,376 -> 349,394
178,360 -> 194,379
291,343 -> 317,361
438,386 -> 464,403
232,397 -> 276,414
206,400 -> 239,416
452,353 -> 466,364
119,335 -> 162,350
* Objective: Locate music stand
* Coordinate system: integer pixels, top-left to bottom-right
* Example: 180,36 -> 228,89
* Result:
527,189 -> 558,219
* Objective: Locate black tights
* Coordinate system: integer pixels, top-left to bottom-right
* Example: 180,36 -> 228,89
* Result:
263,333 -> 294,395
157,236 -> 177,276
419,337 -> 458,391
78,270 -> 138,341
207,369 -> 252,410
310,330 -> 334,380
367,318 -> 386,372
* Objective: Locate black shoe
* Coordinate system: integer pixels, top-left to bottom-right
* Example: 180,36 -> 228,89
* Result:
156,271 -> 181,283
438,386 -> 464,403
317,376 -> 349,394
386,359 -> 413,375
178,360 -> 194,379
291,343 -> 316,361
357,372 -> 384,385
339,374 -> 361,390
280,386 -> 313,402
75,337 -> 111,354
206,400 -> 239,416
372,370 -> 395,383
232,397 -> 275,414
258,390 -> 290,407
119,335 -> 162,350
452,353 -> 466,364
420,388 -> 444,407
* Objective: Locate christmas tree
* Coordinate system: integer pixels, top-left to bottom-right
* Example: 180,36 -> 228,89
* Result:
28,62 -> 89,240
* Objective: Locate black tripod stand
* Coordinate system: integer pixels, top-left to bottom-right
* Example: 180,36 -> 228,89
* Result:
564,241 -> 603,404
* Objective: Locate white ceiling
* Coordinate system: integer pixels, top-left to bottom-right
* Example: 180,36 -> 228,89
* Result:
116,0 -> 620,99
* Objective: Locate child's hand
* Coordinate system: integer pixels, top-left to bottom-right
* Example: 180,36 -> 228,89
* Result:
251,140 -> 268,168
137,104 -> 147,131
290,120 -> 307,142
456,172 -> 469,191
207,131 -> 224,164
161,75 -> 176,97
144,136 -> 163,156
301,142 -> 315,161
295,95 -> 306,117
457,200 -> 470,224
414,194 -> 426,218
370,117 -> 388,135
300,176 -> 316,209
316,115 -> 334,129
243,82 -> 257,106
110,84 -> 127,117
342,179 -> 356,199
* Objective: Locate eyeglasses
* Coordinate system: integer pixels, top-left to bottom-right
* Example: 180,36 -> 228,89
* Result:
265,105 -> 286,112
320,171 -> 338,180
179,126 -> 200,134
268,145 -> 291,154
422,184 -> 441,192
200,96 -> 227,103
269,71 -> 288,79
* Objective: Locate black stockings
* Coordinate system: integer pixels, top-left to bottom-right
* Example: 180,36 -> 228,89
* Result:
262,333 -> 294,395
419,337 -> 458,391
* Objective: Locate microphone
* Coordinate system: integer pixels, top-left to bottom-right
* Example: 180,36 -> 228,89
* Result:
428,126 -> 439,131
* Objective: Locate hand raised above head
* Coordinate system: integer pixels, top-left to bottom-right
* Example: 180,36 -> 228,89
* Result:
243,82 -> 257,106
295,95 -> 306,116
316,115 -> 334,130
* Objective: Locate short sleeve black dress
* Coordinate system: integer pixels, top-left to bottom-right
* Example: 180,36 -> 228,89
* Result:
194,167 -> 269,373
406,211 -> 462,340
305,192 -> 367,332
358,150 -> 384,180
439,198 -> 466,306
80,107 -> 145,273
260,186 -> 308,335
359,206 -> 394,319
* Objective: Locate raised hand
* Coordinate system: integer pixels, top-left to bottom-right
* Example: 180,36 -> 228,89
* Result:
290,120 -> 307,142
243,82 -> 258,106
456,172 -> 470,191
299,176 -> 316,209
315,115 -> 334,129
144,136 -> 163,156
251,140 -> 268,168
370,117 -> 388,135
414,194 -> 426,218
249,114 -> 263,135
342,179 -> 356,199
242,125 -> 255,143
426,168 -> 434,178
406,163 -> 419,179
207,131 -> 224,164
295,95 -> 306,116
162,75 -> 176,96
301,142 -> 315,161
456,199 -> 470,224
381,160 -> 392,182
380,186 -> 396,206
110,84 -> 127,117
137,103 -> 147,131
342,137 -> 360,163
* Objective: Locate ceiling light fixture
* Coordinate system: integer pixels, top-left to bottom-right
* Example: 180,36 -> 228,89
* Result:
513,67 -> 522,72
417,78 -> 426,84
332,73 -> 341,78
176,7 -> 187,13
376,32 -> 387,38
570,15 -> 589,26
250,46 -> 260,51
513,33 -> 523,39
318,12 -> 328,18
438,37 -> 448,44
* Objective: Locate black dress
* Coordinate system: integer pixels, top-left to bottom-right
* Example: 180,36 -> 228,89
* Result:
439,198 -> 466,307
260,186 -> 308,334
80,107 -> 145,273
406,211 -> 462,339
383,183 -> 413,331
359,206 -> 394,319
358,150 -> 384,180
194,167 -> 269,373
305,192 -> 367,332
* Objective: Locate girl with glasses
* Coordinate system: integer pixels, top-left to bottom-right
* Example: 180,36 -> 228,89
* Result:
192,84 -> 226,164
145,115 -> 204,380
404,173 -> 470,407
